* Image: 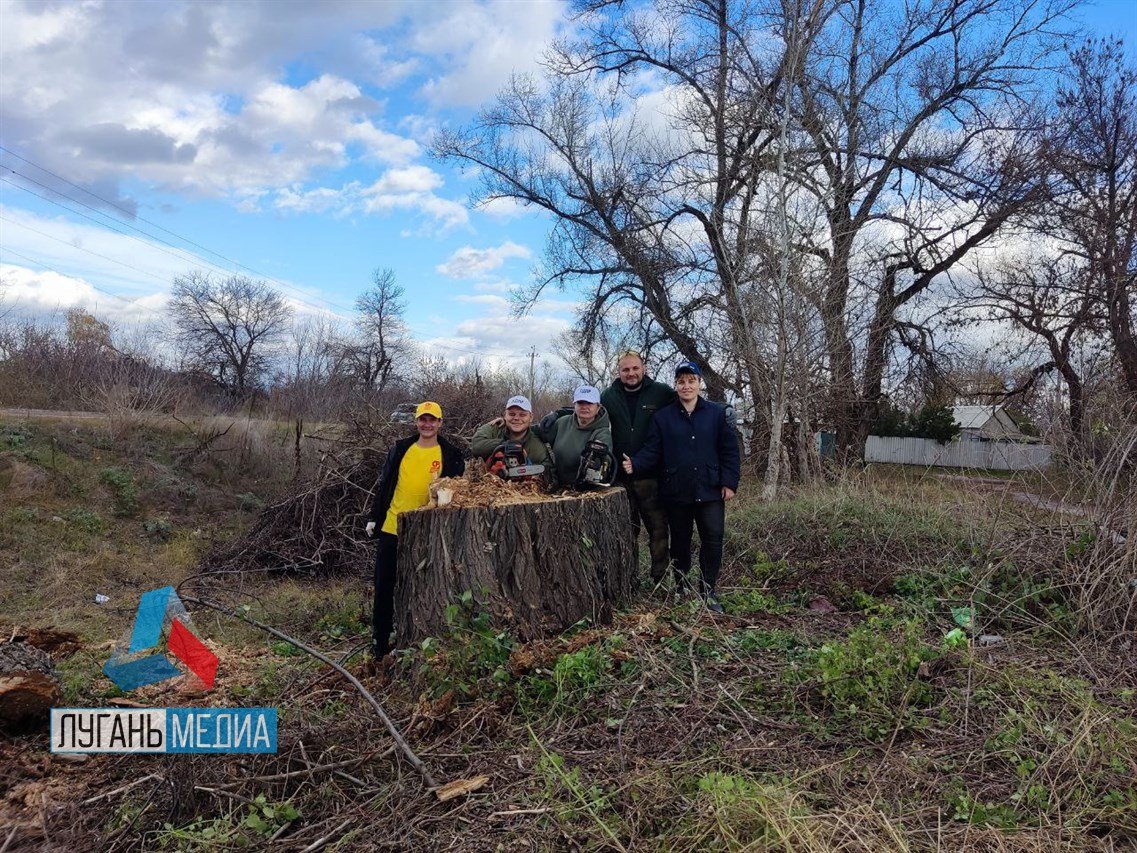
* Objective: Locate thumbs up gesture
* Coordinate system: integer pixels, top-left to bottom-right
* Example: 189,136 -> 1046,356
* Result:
622,454 -> 634,475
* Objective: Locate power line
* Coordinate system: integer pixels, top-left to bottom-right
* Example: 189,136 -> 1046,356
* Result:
0,173 -> 352,318
0,146 -> 548,363
2,175 -> 223,275
0,146 -> 356,317
0,244 -> 163,317
0,214 -> 183,286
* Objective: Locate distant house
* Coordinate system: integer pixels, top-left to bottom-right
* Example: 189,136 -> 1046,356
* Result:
951,405 -> 1030,442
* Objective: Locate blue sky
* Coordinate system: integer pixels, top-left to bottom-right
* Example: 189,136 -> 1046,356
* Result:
1,0 -> 1134,375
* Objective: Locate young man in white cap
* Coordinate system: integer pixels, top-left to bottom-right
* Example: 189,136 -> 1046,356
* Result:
622,361 -> 740,613
546,384 -> 614,486
470,394 -> 553,472
365,402 -> 465,657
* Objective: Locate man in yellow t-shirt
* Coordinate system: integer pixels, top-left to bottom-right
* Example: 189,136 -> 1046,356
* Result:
365,402 -> 465,658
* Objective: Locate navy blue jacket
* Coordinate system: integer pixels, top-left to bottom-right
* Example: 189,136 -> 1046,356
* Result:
630,398 -> 741,503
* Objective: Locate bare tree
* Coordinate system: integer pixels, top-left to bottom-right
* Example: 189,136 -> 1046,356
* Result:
348,267 -> 410,395
789,0 -> 1073,461
169,271 -> 292,399
973,255 -> 1101,456
1048,37 -> 1137,397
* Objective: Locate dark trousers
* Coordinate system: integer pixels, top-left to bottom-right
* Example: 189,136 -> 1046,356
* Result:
624,477 -> 670,581
372,532 -> 398,656
665,500 -> 725,592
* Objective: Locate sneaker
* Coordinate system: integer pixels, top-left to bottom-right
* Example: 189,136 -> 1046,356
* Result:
704,590 -> 726,614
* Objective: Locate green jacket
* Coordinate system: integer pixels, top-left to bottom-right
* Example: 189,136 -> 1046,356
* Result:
600,377 -> 677,474
547,407 -> 613,485
469,422 -> 552,466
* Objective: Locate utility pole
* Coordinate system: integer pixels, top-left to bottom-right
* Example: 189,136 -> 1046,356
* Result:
528,347 -> 538,403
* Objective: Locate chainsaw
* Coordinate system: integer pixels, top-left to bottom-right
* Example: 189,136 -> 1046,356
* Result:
487,441 -> 546,481
575,439 -> 615,488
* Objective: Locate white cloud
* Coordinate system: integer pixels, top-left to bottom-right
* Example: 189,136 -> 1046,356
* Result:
436,241 -> 531,278
370,165 -> 443,194
268,167 -> 468,230
453,293 -> 510,308
478,196 -> 531,219
0,205 -> 343,319
411,0 -> 567,107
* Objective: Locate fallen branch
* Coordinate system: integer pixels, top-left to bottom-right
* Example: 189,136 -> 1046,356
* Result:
180,595 -> 439,789
81,773 -> 163,805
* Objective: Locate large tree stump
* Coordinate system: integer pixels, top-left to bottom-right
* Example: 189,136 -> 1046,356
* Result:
394,488 -> 636,644
0,642 -> 61,728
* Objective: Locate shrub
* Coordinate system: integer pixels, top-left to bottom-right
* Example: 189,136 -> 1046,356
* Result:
789,616 -> 940,740
99,467 -> 140,517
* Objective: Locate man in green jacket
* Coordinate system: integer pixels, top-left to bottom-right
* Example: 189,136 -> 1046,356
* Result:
600,351 -> 677,584
470,395 -> 553,475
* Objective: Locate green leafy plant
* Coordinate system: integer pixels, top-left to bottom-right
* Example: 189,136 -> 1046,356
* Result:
143,517 -> 173,541
99,467 -> 140,516
790,616 -> 940,740
236,492 -> 264,512
63,507 -> 106,533
417,589 -> 514,699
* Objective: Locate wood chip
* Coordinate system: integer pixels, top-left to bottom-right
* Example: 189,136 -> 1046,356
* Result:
107,697 -> 148,708
433,774 -> 490,802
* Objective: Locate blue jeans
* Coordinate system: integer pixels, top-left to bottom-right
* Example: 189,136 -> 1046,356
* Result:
665,500 -> 725,591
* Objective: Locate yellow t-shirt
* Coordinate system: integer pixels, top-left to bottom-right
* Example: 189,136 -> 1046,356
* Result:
382,442 -> 443,535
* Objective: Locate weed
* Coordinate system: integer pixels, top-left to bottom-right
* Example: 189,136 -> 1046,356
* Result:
523,641 -> 617,713
143,518 -> 173,541
1,424 -> 31,447
722,588 -> 793,614
533,745 -> 623,844
728,628 -> 805,654
155,795 -> 299,849
9,505 -> 41,524
314,606 -> 367,640
416,589 -> 514,699
789,616 -> 939,740
947,787 -> 1022,829
62,507 -> 106,534
99,467 -> 140,516
236,492 -> 264,512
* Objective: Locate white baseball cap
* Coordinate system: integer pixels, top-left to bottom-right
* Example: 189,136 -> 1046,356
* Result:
505,395 -> 532,412
573,384 -> 601,404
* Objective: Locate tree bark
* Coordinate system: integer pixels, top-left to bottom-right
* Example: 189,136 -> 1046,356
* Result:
393,489 -> 637,645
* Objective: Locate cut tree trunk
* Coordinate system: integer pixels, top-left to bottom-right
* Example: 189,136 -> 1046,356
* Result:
394,488 -> 637,644
0,641 -> 61,728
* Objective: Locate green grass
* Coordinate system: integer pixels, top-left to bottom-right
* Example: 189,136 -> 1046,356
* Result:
6,420 -> 1134,852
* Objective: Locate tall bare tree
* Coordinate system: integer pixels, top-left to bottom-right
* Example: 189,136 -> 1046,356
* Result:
1048,37 -> 1137,397
348,267 -> 410,394
792,0 -> 1070,460
973,255 -> 1101,455
169,271 -> 292,398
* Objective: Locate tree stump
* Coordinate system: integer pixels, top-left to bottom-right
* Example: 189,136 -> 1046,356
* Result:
0,642 -> 61,728
394,488 -> 637,644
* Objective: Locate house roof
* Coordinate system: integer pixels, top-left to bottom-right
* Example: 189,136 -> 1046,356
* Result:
952,405 -> 1019,433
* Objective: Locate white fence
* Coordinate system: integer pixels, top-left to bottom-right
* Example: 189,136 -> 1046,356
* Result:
864,435 -> 1052,471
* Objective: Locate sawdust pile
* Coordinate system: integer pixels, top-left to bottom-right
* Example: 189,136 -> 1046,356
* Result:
427,469 -> 551,509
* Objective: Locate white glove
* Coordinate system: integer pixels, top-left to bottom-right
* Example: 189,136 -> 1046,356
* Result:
365,521 -> 376,537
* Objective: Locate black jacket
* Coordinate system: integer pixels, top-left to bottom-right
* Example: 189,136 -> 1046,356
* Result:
630,398 -> 741,503
368,435 -> 465,525
600,376 -> 677,477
